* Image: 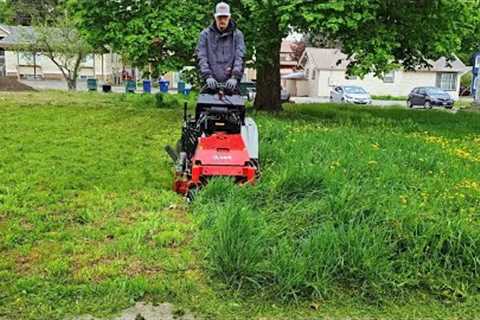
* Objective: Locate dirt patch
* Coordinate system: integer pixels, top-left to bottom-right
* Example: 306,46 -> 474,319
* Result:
0,78 -> 35,91
71,302 -> 195,320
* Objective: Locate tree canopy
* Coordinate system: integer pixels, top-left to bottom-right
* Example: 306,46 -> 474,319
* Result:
72,0 -> 211,77
74,0 -> 480,111
0,0 -> 61,25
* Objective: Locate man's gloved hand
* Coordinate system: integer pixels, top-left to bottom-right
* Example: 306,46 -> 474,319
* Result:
226,78 -> 238,91
206,77 -> 218,90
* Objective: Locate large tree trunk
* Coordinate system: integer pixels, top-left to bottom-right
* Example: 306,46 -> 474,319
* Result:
67,79 -> 77,90
253,27 -> 283,112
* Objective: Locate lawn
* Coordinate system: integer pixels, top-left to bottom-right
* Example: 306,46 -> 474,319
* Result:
0,91 -> 479,319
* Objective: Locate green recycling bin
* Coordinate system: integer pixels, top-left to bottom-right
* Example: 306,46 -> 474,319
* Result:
177,80 -> 185,94
125,80 -> 136,93
240,81 -> 255,97
87,78 -> 97,91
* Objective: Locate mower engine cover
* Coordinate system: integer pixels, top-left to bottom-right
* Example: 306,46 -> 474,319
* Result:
195,93 -> 246,134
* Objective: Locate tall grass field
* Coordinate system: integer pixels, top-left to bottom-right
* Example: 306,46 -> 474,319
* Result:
195,105 -> 480,302
0,91 -> 479,319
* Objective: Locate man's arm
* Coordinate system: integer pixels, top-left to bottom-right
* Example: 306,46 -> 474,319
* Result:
232,30 -> 246,80
196,30 -> 213,80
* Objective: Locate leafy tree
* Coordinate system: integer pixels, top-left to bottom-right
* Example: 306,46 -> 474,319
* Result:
230,0 -> 480,111
457,12 -> 480,65
0,0 -> 61,25
0,1 -> 12,23
74,0 -> 479,111
16,13 -> 92,90
72,0 -> 211,78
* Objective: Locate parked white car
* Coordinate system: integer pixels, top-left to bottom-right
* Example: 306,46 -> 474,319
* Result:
330,85 -> 372,105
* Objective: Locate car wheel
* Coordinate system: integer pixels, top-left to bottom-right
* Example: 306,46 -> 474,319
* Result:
407,100 -> 413,108
425,101 -> 433,109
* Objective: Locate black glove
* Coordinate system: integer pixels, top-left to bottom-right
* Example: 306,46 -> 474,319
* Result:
206,77 -> 218,90
226,78 -> 238,91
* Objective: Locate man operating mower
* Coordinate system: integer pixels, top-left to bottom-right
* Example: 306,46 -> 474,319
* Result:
196,2 -> 246,93
165,2 -> 258,199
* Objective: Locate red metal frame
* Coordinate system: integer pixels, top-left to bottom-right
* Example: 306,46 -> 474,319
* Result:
174,132 -> 256,195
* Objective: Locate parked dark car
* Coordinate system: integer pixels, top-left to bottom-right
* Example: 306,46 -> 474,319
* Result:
407,87 -> 454,109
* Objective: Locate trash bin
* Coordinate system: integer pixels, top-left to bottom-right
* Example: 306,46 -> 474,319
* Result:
125,80 -> 136,93
240,81 -> 256,97
143,80 -> 152,94
177,80 -> 185,94
183,85 -> 192,96
102,84 -> 112,93
159,80 -> 169,93
87,78 -> 97,91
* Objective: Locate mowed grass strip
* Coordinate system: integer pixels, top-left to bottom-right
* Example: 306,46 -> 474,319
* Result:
0,92 -> 201,319
195,103 -> 480,304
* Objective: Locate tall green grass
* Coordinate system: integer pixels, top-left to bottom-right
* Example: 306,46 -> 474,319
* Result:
194,104 -> 480,303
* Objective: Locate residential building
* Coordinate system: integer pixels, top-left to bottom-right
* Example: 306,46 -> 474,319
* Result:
0,24 -> 123,83
293,48 -> 469,99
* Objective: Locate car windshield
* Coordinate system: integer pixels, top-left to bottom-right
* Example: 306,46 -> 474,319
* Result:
426,88 -> 447,95
344,86 -> 366,94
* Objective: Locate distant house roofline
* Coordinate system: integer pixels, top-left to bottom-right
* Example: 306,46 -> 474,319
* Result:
0,24 -> 36,49
0,25 -> 10,35
299,47 -> 467,73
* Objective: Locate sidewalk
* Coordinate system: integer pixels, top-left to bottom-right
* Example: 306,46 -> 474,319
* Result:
19,79 -> 175,94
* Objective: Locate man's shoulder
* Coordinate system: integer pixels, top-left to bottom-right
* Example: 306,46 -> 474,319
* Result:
234,28 -> 244,37
201,25 -> 214,35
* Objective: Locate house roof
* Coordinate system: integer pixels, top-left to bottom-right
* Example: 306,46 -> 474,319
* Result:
281,41 -> 294,54
0,24 -> 35,48
300,47 -> 467,73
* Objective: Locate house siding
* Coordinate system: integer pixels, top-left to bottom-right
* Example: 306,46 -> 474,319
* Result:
298,48 -> 466,100
5,50 -> 123,81
309,69 -> 461,100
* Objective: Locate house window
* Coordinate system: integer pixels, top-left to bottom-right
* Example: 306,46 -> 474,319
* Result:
305,68 -> 310,79
312,70 -> 316,80
382,71 -> 395,83
19,52 -> 33,64
437,72 -> 457,91
81,54 -> 94,65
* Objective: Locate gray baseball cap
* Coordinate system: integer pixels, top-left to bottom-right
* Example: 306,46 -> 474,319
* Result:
215,2 -> 231,17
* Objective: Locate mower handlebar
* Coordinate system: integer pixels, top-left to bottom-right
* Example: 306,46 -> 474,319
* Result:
201,82 -> 238,95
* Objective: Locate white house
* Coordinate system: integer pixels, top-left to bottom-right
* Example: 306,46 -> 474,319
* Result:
292,48 -> 469,99
0,24 -> 123,83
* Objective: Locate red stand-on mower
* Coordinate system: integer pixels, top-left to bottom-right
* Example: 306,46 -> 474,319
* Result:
165,85 -> 259,200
